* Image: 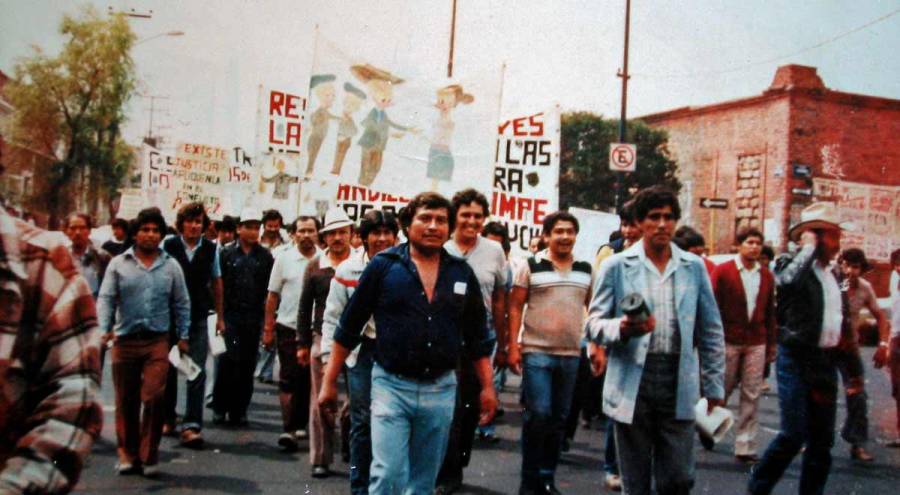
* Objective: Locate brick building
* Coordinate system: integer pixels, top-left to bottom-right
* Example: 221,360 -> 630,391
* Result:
641,64 -> 900,294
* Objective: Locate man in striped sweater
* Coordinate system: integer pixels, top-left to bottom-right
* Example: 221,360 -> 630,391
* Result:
508,210 -> 599,495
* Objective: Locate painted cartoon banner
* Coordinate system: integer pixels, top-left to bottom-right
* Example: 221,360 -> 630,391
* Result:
813,178 -> 900,261
301,34 -> 499,220
140,142 -> 253,222
491,107 -> 560,254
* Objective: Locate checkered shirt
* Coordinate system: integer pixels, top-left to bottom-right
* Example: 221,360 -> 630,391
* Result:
0,211 -> 103,494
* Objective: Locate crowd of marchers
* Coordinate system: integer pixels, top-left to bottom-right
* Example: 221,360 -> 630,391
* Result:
1,184 -> 899,495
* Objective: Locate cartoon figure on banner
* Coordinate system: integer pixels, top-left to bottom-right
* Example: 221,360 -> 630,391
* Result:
426,84 -> 473,190
306,74 -> 338,177
331,82 -> 367,176
351,64 -> 418,187
260,157 -> 299,200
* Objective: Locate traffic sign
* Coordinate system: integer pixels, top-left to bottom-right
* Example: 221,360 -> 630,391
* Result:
699,197 -> 729,209
609,143 -> 636,172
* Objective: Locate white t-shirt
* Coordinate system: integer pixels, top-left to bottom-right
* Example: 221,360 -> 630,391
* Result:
267,246 -> 321,329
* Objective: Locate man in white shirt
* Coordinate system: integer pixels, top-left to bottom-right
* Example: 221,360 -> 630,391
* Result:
748,203 -> 850,494
262,215 -> 321,451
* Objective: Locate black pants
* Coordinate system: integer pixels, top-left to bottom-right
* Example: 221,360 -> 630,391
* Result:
275,323 -> 311,433
436,361 -> 481,486
565,347 -> 604,439
212,324 -> 260,420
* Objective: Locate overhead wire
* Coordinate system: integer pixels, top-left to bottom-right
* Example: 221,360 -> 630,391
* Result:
631,6 -> 900,79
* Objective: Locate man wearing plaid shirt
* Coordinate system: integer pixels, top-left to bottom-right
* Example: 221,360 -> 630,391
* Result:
0,208 -> 103,494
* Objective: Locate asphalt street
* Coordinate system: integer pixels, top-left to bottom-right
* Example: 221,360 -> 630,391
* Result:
76,347 -> 900,494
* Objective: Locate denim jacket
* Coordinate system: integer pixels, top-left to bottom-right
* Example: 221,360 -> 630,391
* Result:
584,240 -> 726,423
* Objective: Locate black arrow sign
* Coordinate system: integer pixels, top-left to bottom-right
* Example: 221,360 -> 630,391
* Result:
699,197 -> 729,209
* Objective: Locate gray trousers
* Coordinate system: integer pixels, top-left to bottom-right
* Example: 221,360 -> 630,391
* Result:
614,354 -> 695,495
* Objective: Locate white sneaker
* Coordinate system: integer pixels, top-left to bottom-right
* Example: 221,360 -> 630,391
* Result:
294,429 -> 309,439
604,473 -> 622,492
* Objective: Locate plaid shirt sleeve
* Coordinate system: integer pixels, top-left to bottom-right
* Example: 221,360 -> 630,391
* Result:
0,215 -> 103,494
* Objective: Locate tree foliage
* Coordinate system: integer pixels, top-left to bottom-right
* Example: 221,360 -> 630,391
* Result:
3,6 -> 135,225
560,112 -> 681,212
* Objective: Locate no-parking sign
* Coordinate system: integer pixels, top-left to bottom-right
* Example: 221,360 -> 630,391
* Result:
609,143 -> 636,172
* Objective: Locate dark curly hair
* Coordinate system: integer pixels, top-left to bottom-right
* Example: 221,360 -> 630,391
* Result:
176,202 -> 210,233
132,207 -> 167,236
398,192 -> 455,236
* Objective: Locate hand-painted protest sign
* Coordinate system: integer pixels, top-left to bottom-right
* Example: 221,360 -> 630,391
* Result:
491,107 -> 561,255
141,142 -> 246,222
254,86 -> 308,220
259,87 -> 307,155
813,178 -> 900,261
301,34 -> 498,219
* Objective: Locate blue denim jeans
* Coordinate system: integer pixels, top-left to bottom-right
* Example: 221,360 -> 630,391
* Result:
748,345 -> 838,495
348,340 -> 374,495
182,319 -> 209,432
255,344 -> 275,381
369,363 -> 456,494
520,352 -> 579,487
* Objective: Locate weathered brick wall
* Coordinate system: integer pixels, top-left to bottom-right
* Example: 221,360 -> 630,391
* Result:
642,97 -> 791,255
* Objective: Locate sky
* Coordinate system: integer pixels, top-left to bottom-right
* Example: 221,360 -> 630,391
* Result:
2,0 -> 899,154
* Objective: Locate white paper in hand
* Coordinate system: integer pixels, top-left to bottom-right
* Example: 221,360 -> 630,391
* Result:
209,334 -> 227,356
169,345 -> 202,381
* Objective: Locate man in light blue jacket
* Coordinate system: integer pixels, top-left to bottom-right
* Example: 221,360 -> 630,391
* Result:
585,186 -> 725,495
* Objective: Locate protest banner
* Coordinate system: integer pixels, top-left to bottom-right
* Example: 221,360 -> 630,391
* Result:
140,142 -> 241,222
491,107 -> 561,255
258,86 -> 307,156
300,33 -> 499,221
252,86 -> 308,219
813,178 -> 900,261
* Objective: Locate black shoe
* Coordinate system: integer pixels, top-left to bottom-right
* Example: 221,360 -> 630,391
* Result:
311,465 -> 330,478
277,432 -> 299,452
495,408 -> 505,419
700,434 -> 715,451
478,431 -> 501,444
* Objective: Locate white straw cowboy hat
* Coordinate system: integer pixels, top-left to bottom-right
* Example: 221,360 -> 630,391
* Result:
320,207 -> 354,234
787,202 -> 854,242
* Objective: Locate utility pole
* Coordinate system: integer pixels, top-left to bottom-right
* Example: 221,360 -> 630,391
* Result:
447,0 -> 458,78
614,0 -> 632,209
141,94 -> 169,147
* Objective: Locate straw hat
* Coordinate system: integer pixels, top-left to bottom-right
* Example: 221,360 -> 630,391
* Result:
320,207 -> 354,233
350,64 -> 404,84
787,202 -> 853,242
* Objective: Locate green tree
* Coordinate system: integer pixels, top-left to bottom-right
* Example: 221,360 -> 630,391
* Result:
3,6 -> 136,226
560,112 -> 680,212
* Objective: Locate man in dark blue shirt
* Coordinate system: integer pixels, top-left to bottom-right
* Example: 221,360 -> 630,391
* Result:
211,208 -> 274,426
319,192 -> 497,494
